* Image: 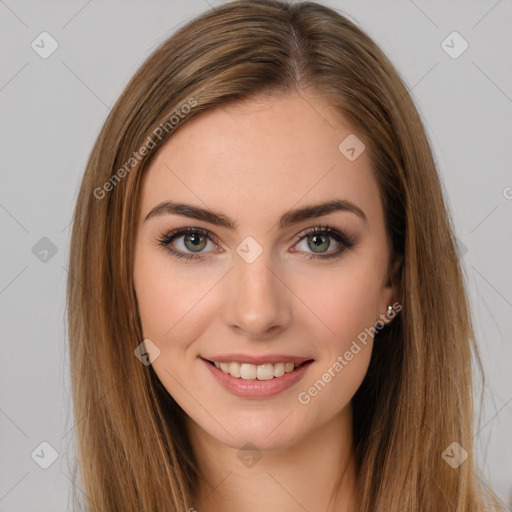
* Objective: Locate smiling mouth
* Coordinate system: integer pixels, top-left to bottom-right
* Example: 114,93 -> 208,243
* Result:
203,359 -> 314,380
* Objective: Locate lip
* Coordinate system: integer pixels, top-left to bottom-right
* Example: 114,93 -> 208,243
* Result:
200,356 -> 314,399
201,353 -> 312,365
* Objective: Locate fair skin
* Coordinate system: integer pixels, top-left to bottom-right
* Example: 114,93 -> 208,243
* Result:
133,89 -> 398,512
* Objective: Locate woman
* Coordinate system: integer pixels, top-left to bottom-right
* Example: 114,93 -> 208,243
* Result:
67,1 -> 505,510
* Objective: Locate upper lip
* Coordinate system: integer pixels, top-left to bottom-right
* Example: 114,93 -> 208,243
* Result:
201,354 -> 313,365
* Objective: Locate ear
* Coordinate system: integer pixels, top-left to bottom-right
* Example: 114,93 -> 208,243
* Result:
379,254 -> 403,324
387,254 -> 402,296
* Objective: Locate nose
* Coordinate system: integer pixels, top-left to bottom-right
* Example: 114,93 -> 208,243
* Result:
221,248 -> 292,340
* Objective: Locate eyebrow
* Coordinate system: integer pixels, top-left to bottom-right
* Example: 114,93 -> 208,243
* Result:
144,199 -> 368,229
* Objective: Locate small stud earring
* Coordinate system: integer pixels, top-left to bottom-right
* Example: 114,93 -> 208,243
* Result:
385,305 -> 394,318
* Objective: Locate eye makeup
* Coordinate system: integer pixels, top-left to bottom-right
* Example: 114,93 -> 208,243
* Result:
155,224 -> 358,262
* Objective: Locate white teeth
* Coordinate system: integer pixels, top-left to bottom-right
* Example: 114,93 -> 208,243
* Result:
240,363 -> 257,379
273,362 -> 285,377
256,364 -> 274,381
229,362 -> 241,378
213,361 -> 304,380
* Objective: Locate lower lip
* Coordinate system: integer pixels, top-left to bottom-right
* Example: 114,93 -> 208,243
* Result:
202,358 -> 314,399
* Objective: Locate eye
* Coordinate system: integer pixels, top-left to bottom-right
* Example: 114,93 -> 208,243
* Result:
291,225 -> 357,260
156,227 -> 218,260
156,225 -> 357,261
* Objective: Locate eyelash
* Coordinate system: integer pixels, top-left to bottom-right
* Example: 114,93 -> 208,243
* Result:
156,225 -> 357,261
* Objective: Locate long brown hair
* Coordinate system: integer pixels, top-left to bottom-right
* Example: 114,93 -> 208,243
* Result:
66,1 -> 505,510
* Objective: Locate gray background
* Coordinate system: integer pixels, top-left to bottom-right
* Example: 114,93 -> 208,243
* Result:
0,0 -> 511,510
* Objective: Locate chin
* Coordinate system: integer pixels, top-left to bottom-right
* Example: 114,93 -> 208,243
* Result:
199,410 -> 309,452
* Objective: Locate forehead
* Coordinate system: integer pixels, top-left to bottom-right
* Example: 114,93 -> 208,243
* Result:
140,91 -> 383,230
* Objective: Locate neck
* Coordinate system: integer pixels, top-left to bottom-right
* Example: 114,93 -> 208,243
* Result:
187,404 -> 360,512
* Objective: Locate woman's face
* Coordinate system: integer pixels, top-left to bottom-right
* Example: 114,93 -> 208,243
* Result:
134,90 -> 396,451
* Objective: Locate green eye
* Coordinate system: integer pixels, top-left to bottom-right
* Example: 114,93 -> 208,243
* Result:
157,227 -> 216,260
157,225 -> 356,261
292,226 -> 356,260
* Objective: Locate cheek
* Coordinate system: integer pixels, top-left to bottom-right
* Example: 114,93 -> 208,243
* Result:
293,260 -> 384,348
292,263 -> 382,412
134,247 -> 219,345
133,251 -> 221,407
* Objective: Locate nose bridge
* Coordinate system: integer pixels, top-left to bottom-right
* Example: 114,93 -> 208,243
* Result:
222,241 -> 291,337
